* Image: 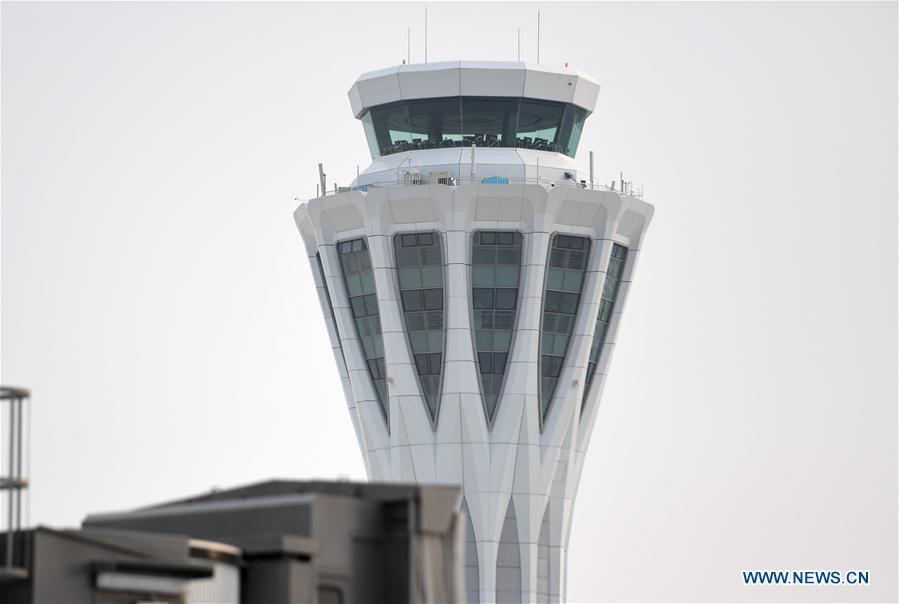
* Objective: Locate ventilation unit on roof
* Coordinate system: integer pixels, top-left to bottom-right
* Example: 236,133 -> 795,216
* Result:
429,171 -> 454,186
402,170 -> 422,186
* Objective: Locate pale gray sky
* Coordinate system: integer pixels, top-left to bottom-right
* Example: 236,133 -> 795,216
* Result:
2,2 -> 896,602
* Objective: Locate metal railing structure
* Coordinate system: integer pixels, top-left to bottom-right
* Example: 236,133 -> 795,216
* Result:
304,174 -> 643,202
1,386 -> 29,577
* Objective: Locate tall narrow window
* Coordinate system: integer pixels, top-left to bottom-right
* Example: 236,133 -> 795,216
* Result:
471,231 -> 522,423
315,253 -> 346,367
582,243 -> 628,410
539,234 -> 591,423
337,238 -> 388,420
394,232 -> 445,422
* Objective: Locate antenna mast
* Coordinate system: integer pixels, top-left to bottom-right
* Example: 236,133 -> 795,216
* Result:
424,7 -> 428,62
589,151 -> 594,189
537,10 -> 541,63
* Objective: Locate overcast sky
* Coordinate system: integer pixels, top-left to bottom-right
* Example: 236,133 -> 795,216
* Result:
2,2 -> 896,602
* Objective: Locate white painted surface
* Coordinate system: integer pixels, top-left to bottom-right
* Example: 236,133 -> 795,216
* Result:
186,561 -> 241,604
348,61 -> 600,118
354,147 -> 586,191
295,183 -> 653,602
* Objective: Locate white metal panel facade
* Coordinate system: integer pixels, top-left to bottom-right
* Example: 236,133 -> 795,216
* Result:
348,61 -> 600,118
297,60 -> 651,603
295,182 -> 652,602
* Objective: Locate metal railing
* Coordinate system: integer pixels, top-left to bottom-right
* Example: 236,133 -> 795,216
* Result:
303,174 -> 643,202
1,386 -> 30,575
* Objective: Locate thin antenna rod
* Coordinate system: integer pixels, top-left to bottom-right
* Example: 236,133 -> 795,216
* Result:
408,27 -> 411,64
517,28 -> 521,62
424,7 -> 428,63
589,151 -> 594,189
537,10 -> 541,63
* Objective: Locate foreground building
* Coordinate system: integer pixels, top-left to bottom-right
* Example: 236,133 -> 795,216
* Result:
0,480 -> 462,603
294,61 -> 654,602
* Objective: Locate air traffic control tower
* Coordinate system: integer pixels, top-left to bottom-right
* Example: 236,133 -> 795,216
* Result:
294,61 -> 654,603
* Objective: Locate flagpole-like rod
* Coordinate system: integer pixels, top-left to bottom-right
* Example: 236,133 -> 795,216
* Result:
589,151 -> 594,189
537,10 -> 541,63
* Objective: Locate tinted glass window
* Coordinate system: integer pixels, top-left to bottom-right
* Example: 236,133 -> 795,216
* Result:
540,234 -> 591,423
461,97 -> 518,147
394,232 -> 445,421
338,238 -> 388,419
315,253 -> 346,368
582,243 -> 628,411
471,231 -> 523,422
516,99 -> 565,153
363,97 -> 590,159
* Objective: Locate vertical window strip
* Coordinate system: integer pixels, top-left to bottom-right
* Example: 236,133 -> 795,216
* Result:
394,232 -> 445,422
337,238 -> 388,420
471,231 -> 523,423
582,243 -> 628,411
539,234 -> 591,424
315,253 -> 347,368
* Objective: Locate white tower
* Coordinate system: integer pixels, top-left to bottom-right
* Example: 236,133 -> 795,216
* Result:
294,62 -> 653,603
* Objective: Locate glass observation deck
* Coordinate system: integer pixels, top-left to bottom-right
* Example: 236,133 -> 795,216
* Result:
348,62 -> 600,163
361,96 -> 589,159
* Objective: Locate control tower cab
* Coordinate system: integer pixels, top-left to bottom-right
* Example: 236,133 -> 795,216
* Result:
349,61 -> 600,187
295,60 -> 653,603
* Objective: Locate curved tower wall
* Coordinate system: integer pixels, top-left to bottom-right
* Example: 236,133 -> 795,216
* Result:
294,62 -> 654,603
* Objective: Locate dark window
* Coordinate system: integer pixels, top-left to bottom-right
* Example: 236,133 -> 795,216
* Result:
428,353 -> 442,375
582,244 -> 628,411
539,234 -> 591,423
495,288 -> 517,310
471,231 -> 523,422
402,290 -> 423,312
560,292 -> 579,314
339,238 -> 388,420
478,352 -> 493,373
516,99 -> 565,152
494,311 -> 514,330
363,97 -> 590,159
473,288 -> 494,309
492,353 -> 508,374
394,232 -> 445,421
422,288 -> 443,310
350,296 -> 365,317
461,97 -> 519,147
315,253 -> 346,368
545,291 -> 561,313
415,354 -> 430,376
